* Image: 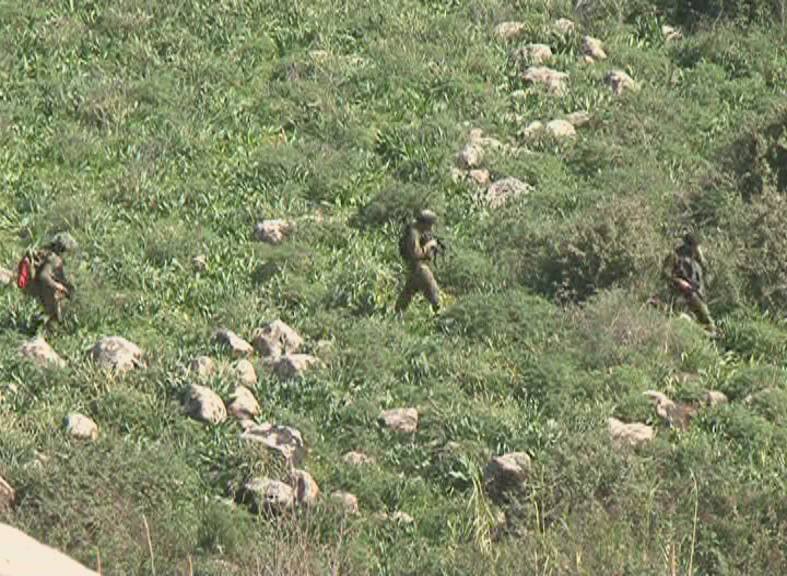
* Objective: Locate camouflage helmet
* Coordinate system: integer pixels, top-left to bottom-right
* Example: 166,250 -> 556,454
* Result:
415,209 -> 438,225
47,232 -> 78,254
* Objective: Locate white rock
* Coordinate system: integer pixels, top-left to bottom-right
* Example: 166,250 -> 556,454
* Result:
484,452 -> 531,494
330,491 -> 359,515
343,451 -> 376,466
254,219 -> 294,245
309,49 -> 331,62
494,21 -> 526,41
0,523 -> 100,576
242,478 -> 294,514
566,111 -> 591,127
89,336 -> 144,372
20,337 -> 65,368
582,36 -> 607,61
214,328 -> 253,358
231,359 -> 257,386
523,66 -> 568,95
523,121 -> 545,139
189,356 -> 216,380
273,354 -> 322,380
0,475 -> 15,511
608,417 -> 654,448
292,469 -> 320,507
662,24 -> 683,42
252,320 -> 304,358
0,267 -> 13,286
192,254 -> 208,272
482,177 -> 532,209
380,407 -> 418,434
468,130 -> 504,151
513,44 -> 553,66
456,143 -> 484,170
546,119 -> 577,139
605,70 -> 639,96
241,422 -> 305,464
705,390 -> 729,407
392,511 -> 415,525
65,413 -> 98,441
185,384 -> 227,425
227,386 -> 260,420
553,18 -> 576,35
468,169 -> 491,187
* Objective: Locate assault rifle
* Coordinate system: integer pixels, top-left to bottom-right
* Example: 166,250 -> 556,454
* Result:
422,231 -> 448,266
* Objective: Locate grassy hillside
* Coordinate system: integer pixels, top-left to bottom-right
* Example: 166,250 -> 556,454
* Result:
1,0 -> 787,574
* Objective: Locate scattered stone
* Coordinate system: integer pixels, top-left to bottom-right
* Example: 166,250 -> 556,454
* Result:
343,451 -> 376,466
227,386 -> 261,420
0,523 -> 101,576
0,266 -> 13,286
605,70 -> 639,96
482,177 -> 532,209
608,417 -> 655,448
566,111 -> 591,128
20,337 -> 66,368
0,475 -> 15,511
582,36 -> 607,61
468,129 -> 504,151
241,422 -> 305,464
184,384 -> 227,425
456,143 -> 484,170
231,359 -> 257,386
51,231 -> 78,252
214,328 -> 253,358
65,413 -> 98,441
380,407 -> 419,434
511,89 -> 527,100
189,356 -> 216,380
89,336 -> 144,372
192,254 -> 208,272
484,452 -> 531,495
523,121 -> 545,139
581,55 -> 595,65
494,21 -> 526,41
392,511 -> 415,525
252,320 -> 304,358
704,390 -> 729,408
523,66 -> 568,95
545,119 -> 577,139
643,390 -> 696,430
553,18 -> 576,35
308,49 -> 331,62
254,219 -> 295,245
330,491 -> 359,515
513,44 -> 553,66
662,24 -> 683,42
242,478 -> 294,515
292,469 -> 320,507
272,354 -> 322,380
468,169 -> 491,187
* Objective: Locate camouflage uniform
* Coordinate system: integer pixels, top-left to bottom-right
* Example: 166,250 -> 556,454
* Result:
395,210 -> 441,313
667,234 -> 714,330
22,239 -> 73,324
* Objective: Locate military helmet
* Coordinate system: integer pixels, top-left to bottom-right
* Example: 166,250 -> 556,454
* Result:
46,232 -> 78,254
415,209 -> 438,225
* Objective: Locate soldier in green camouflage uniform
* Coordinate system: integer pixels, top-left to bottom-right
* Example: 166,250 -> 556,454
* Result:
666,233 -> 715,331
395,210 -> 441,313
21,235 -> 74,325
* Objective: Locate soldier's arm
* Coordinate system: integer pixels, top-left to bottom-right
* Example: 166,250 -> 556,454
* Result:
408,228 -> 435,261
38,258 -> 69,294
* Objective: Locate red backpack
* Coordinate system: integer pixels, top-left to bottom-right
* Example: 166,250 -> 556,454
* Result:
16,256 -> 31,290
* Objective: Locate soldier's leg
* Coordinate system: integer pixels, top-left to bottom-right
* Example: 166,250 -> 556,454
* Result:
687,294 -> 714,328
395,274 -> 418,312
415,265 -> 441,311
41,290 -> 62,323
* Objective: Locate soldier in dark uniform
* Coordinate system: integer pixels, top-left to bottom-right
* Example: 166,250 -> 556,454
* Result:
666,233 -> 714,331
395,210 -> 441,313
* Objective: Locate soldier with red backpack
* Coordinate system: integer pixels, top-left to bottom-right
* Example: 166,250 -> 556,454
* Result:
17,234 -> 75,325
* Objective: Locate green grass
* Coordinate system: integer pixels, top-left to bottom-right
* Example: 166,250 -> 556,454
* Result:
2,0 -> 787,574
